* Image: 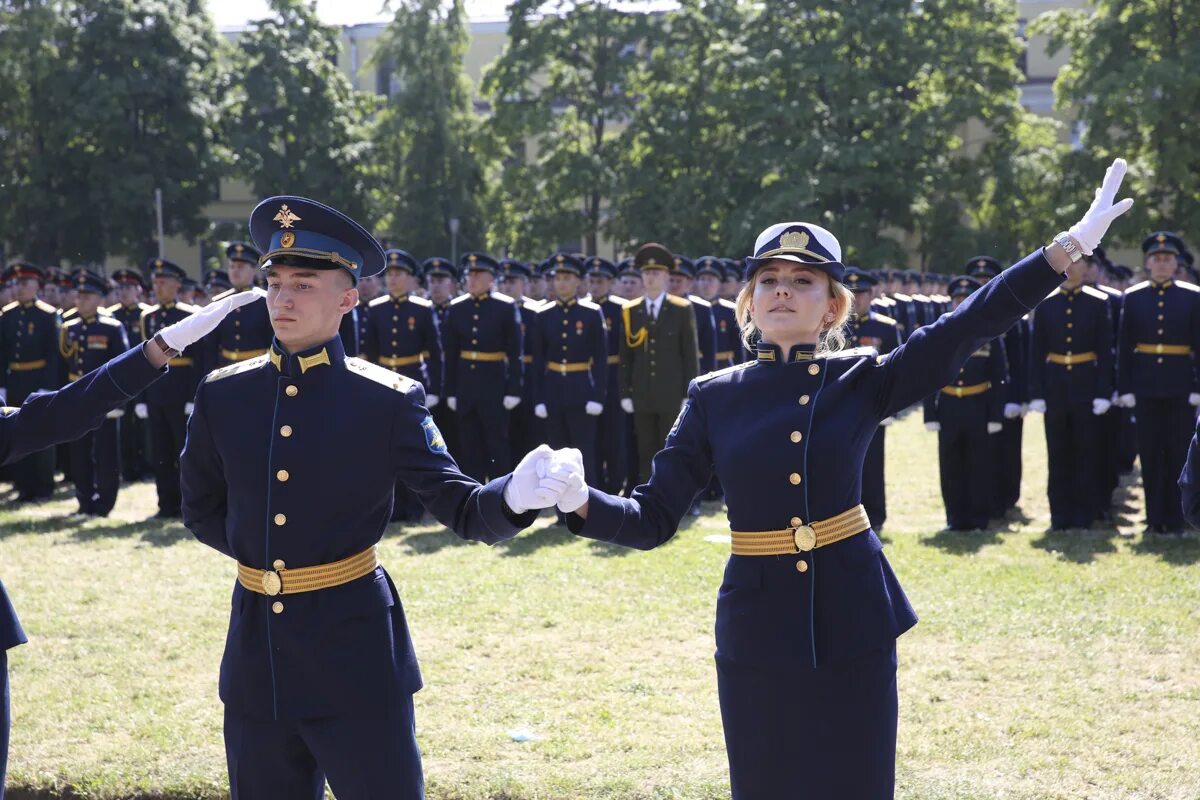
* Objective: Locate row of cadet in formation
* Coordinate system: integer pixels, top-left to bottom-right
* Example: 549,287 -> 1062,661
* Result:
0,230 -> 1196,536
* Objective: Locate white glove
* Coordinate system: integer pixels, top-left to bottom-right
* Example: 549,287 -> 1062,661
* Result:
925,422 -> 940,432
134,403 -> 149,419
547,447 -> 588,513
503,395 -> 521,410
1190,393 -> 1200,407
1067,158 -> 1134,256
987,421 -> 1002,434
1118,394 -> 1136,409
585,401 -> 603,416
158,288 -> 266,352
1028,399 -> 1047,414
879,416 -> 895,427
503,444 -> 570,514
1093,398 -> 1112,416
425,394 -> 439,409
446,396 -> 457,411
1003,403 -> 1022,419
0,388 -> 7,405
184,402 -> 194,416
534,403 -> 549,419
620,398 -> 634,414
105,408 -> 124,419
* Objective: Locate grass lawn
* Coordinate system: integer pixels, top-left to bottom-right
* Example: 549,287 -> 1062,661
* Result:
2,413 -> 1199,799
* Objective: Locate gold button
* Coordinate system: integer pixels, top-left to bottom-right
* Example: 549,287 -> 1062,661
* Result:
1158,329 -> 1164,335
796,560 -> 808,573
1066,309 -> 1072,315
1158,357 -> 1164,364
280,425 -> 292,437
392,328 -> 397,333
808,363 -> 819,375
272,602 -> 284,614
285,385 -> 298,397
276,469 -> 289,482
273,559 -> 286,570
1158,315 -> 1165,321
790,431 -> 802,443
1065,337 -> 1072,343
1159,301 -> 1165,307
1066,322 -> 1073,328
790,516 -> 802,527
798,394 -> 810,405
789,473 -> 801,485
274,513 -> 287,526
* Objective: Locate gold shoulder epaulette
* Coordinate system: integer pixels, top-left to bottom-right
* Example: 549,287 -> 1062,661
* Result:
1081,285 -> 1109,302
62,307 -> 78,320
1125,280 -> 1150,294
718,298 -> 737,311
666,294 -> 691,308
695,361 -> 755,384
579,298 -> 601,311
345,357 -> 418,392
625,296 -> 644,308
35,299 -> 58,314
141,304 -> 161,318
409,295 -> 432,307
1,301 -> 17,313
368,295 -> 391,308
1177,280 -> 1200,292
874,313 -> 898,326
449,294 -> 472,306
687,294 -> 712,307
205,354 -> 269,383
98,314 -> 122,327
491,291 -> 515,304
210,288 -> 237,303
824,345 -> 879,360
176,302 -> 200,314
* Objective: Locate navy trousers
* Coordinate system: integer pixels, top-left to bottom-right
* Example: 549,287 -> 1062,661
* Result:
595,398 -> 628,495
546,404 -> 597,482
998,418 -> 1023,513
1044,403 -> 1099,529
224,695 -> 423,800
937,427 -> 994,530
456,402 -> 511,483
148,403 -> 187,515
1,650 -> 8,800
70,418 -> 121,516
862,428 -> 887,532
716,645 -> 898,800
1134,397 -> 1193,531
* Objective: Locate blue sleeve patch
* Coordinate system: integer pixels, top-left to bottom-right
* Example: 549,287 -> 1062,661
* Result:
421,415 -> 447,454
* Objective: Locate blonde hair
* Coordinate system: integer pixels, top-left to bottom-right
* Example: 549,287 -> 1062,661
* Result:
736,270 -> 853,356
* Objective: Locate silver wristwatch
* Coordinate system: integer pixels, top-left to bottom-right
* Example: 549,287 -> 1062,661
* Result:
1053,232 -> 1085,264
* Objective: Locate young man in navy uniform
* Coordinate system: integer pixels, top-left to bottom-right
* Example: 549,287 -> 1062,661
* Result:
0,289 -> 259,800
669,255 -> 717,374
363,249 -> 442,522
585,257 -> 628,495
924,277 -> 1007,530
424,257 -> 459,457
530,253 -> 608,484
1116,232 -> 1200,535
501,258 -> 545,467
138,258 -> 200,518
60,270 -> 130,516
0,262 -> 62,503
180,196 -> 576,800
107,268 -> 153,481
842,267 -> 901,531
695,256 -> 741,369
442,252 -> 523,482
201,242 -> 272,373
1027,253 -> 1113,530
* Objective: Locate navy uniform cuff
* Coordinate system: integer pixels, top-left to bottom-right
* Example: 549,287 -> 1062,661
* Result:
1004,250 -> 1066,308
103,344 -> 168,399
566,488 -> 625,542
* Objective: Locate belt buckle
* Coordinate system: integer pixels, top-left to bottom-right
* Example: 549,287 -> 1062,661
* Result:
262,570 -> 283,596
1156,343 -> 1164,354
792,525 -> 817,552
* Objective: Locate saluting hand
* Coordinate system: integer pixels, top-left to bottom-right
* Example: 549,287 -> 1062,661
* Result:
1067,158 -> 1135,257
158,288 -> 266,353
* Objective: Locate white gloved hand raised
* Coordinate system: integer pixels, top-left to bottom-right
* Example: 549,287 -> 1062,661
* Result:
1093,398 -> 1112,416
585,401 -> 603,416
620,398 -> 634,414
925,421 -> 940,432
158,288 -> 265,352
503,444 -> 566,513
1003,403 -> 1022,419
1067,158 -> 1135,255
534,403 -> 549,419
987,422 -> 1003,434
446,396 -> 457,411
425,394 -> 439,409
502,395 -> 521,411
1028,399 -> 1047,414
1117,394 -> 1136,409
134,403 -> 149,419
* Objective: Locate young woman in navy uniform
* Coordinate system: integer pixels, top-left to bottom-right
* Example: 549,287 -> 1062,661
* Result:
552,161 -> 1133,798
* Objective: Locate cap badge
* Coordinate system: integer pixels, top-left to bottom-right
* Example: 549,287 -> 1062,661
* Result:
780,230 -> 810,250
280,231 -> 296,248
273,204 -> 301,229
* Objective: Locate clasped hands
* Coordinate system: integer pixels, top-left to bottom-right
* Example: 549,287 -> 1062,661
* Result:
503,444 -> 589,515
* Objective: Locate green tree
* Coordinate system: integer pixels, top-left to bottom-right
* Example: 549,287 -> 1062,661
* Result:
225,0 -> 377,224
483,0 -> 650,255
1030,1 -> 1200,242
371,0 -> 488,258
0,0 -> 225,264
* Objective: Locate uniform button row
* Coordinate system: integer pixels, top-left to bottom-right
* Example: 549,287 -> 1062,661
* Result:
795,560 -> 808,573
285,385 -> 298,397
789,473 -> 802,485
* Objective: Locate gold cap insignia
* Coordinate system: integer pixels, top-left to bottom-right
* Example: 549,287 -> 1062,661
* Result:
556,255 -> 565,264
976,259 -> 985,267
780,230 -> 810,250
234,244 -> 244,254
468,255 -> 477,264
155,259 -> 163,268
848,273 -> 858,282
1157,234 -> 1167,243
273,204 -> 301,229
280,231 -> 295,248
646,258 -> 658,267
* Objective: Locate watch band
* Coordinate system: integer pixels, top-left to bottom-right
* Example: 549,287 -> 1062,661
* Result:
153,332 -> 181,359
1053,232 -> 1085,263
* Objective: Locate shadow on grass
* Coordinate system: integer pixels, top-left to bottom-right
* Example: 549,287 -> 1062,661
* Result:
920,527 -> 1002,555
495,522 -> 577,557
1130,533 -> 1200,565
1030,529 -> 1119,564
0,511 -> 192,547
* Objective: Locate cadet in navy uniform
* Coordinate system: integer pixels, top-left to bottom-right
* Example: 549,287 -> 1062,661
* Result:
138,258 -> 200,518
442,253 -> 523,482
107,268 -> 153,481
530,253 -> 608,483
669,255 -> 717,374
695,256 -> 741,369
924,277 -> 1007,531
0,290 -> 257,800
60,270 -> 129,515
364,249 -> 443,522
1116,231 -> 1200,534
842,267 -> 901,532
1027,254 -> 1114,530
0,262 -> 62,503
501,258 -> 545,466
585,257 -> 629,494
552,159 -> 1133,799
354,267 -> 382,350
424,257 -> 459,457
179,196 -> 575,800
201,242 -> 273,373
